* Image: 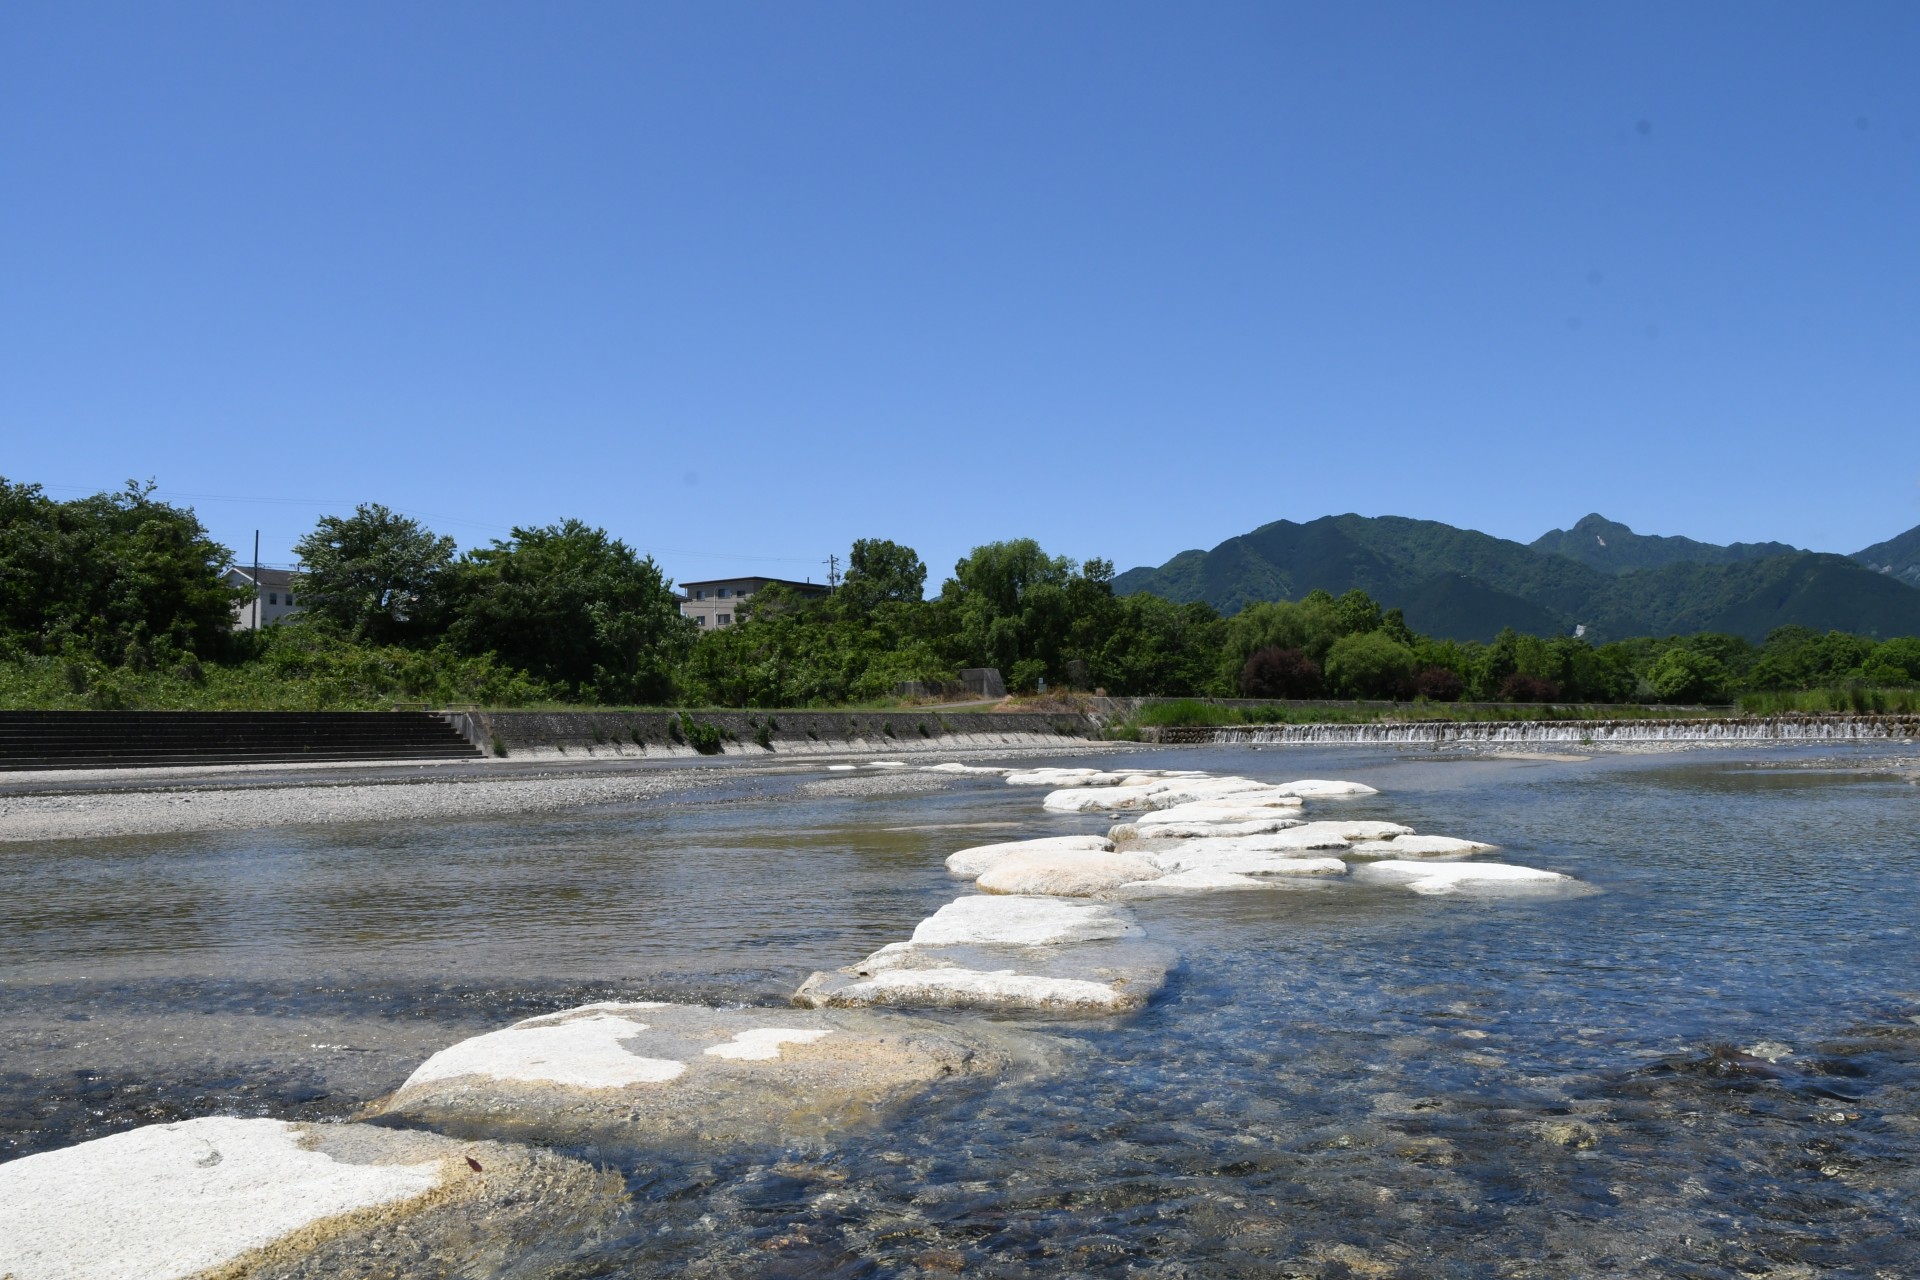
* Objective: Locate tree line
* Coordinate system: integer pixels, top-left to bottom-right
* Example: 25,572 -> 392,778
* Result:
4,477 -> 1919,710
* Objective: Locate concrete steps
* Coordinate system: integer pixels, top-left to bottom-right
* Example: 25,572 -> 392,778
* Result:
0,711 -> 483,771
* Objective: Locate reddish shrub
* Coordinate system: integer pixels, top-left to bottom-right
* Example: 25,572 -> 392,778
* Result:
1497,672 -> 1562,703
1412,665 -> 1465,702
1239,646 -> 1323,699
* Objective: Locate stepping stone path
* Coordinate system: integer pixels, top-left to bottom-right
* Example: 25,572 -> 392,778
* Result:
0,759 -> 1583,1276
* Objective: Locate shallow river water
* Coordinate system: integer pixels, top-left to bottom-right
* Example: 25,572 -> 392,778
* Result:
4,745 -> 1920,1278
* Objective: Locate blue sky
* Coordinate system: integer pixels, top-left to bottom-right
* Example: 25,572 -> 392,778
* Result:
4,2 -> 1917,586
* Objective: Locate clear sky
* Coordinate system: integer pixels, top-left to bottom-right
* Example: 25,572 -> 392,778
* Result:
5,2 -> 1917,586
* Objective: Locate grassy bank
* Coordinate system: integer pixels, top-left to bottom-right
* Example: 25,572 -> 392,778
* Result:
1735,687 -> 1920,715
1115,698 -> 1734,735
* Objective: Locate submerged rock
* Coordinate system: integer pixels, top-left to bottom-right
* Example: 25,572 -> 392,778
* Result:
0,1117 -> 620,1280
374,1002 -> 1036,1149
1348,834 -> 1496,857
945,835 -> 1115,878
974,849 -> 1165,896
1355,859 -> 1575,894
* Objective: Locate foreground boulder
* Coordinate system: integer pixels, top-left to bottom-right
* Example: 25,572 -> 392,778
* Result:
945,834 -> 1115,878
373,1002 -> 1043,1150
0,1117 -> 620,1280
796,895 -> 1174,1015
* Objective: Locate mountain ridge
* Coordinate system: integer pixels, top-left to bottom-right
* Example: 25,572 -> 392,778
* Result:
1112,513 -> 1920,643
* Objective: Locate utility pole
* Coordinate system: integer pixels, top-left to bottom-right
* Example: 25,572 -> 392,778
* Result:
825,553 -> 841,592
252,530 -> 261,630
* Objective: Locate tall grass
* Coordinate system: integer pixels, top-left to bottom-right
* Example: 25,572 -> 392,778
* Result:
1125,699 -> 1741,731
1737,686 -> 1920,715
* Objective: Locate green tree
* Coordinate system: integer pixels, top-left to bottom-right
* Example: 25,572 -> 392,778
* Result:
1861,636 -> 1920,685
1646,647 -> 1730,704
1323,630 -> 1417,698
840,538 -> 927,609
292,504 -> 456,645
449,520 -> 694,702
0,477 -> 243,665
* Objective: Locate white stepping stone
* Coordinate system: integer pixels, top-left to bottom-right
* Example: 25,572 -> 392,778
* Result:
1277,779 -> 1380,796
1348,835 -> 1497,857
909,894 -> 1144,946
796,896 -> 1173,1014
804,967 -> 1140,1012
1115,869 -> 1316,894
946,835 -> 1115,878
1005,768 -> 1104,786
1135,800 -> 1305,827
0,1118 -> 614,1280
975,849 -> 1165,896
1124,818 -> 1304,839
1356,859 -> 1575,894
1139,846 -> 1350,878
1288,819 -> 1416,842
921,762 -> 1009,774
378,1002 -> 1032,1149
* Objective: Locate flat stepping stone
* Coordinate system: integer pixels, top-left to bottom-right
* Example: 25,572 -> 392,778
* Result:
1288,819 -> 1415,842
1120,817 -> 1304,839
975,849 -> 1164,896
1348,834 -> 1496,857
1355,859 -> 1576,894
906,894 -> 1145,946
1115,868 -> 1330,894
1276,778 -> 1380,796
0,1117 -> 618,1280
946,835 -> 1114,878
796,936 -> 1176,1014
795,895 -> 1172,1014
1138,845 -> 1350,878
373,1002 -> 1036,1149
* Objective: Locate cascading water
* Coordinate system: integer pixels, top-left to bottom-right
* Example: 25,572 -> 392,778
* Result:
1147,714 -> 1920,746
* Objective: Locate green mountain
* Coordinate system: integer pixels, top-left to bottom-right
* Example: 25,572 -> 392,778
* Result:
1531,513 -> 1799,574
1854,522 -> 1920,590
1113,514 -> 1920,642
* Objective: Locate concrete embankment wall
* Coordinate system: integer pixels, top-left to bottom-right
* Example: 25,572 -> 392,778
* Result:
454,709 -> 1097,759
1142,714 -> 1920,746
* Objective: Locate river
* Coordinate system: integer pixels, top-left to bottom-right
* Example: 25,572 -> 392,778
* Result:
3,744 -> 1917,1277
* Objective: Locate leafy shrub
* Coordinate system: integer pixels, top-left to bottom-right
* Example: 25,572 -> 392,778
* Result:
1497,673 -> 1561,703
754,721 -> 773,749
1646,649 -> 1730,704
1239,647 -> 1322,699
1323,632 -> 1417,699
1412,666 -> 1465,702
678,712 -> 722,754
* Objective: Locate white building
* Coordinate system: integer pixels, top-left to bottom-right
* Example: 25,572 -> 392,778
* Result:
679,576 -> 829,629
226,566 -> 304,629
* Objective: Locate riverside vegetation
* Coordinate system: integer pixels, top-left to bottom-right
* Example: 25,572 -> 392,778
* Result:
5,476 -> 1920,715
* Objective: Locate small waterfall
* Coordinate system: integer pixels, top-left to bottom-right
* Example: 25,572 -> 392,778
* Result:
1143,715 -> 1920,747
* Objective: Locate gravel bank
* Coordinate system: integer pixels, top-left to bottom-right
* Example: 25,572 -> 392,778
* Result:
0,742 -> 1149,844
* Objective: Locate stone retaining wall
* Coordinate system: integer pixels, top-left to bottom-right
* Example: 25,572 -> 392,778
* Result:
453,710 -> 1096,759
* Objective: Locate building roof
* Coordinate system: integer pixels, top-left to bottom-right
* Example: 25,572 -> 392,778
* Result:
678,575 -> 829,594
226,566 -> 296,589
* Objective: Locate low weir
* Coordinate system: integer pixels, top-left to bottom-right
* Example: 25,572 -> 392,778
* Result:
1143,714 -> 1920,747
